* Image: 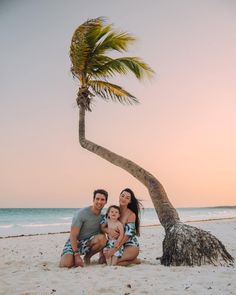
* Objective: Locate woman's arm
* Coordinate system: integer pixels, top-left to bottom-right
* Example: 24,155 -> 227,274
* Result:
116,212 -> 136,247
114,223 -> 124,249
127,212 -> 136,223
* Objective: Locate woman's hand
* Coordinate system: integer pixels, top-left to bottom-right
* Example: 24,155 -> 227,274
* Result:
108,228 -> 119,239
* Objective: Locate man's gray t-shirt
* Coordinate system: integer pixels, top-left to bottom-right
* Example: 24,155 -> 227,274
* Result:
72,206 -> 102,240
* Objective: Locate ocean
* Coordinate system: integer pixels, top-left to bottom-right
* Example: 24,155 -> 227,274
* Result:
0,206 -> 236,238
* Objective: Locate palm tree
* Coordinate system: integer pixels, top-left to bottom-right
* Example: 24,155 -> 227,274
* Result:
69,17 -> 233,266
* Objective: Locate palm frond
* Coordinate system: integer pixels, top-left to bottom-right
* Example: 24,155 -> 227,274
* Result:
93,31 -> 135,56
90,57 -> 154,80
70,17 -> 154,107
116,57 -> 154,79
89,80 -> 139,105
70,17 -> 105,78
87,23 -> 112,46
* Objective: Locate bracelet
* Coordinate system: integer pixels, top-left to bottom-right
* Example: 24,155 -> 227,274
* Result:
73,250 -> 79,255
74,252 -> 80,256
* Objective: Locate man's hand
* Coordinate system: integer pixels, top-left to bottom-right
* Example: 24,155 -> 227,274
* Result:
74,254 -> 84,267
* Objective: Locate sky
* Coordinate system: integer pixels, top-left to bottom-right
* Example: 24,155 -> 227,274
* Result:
0,0 -> 235,208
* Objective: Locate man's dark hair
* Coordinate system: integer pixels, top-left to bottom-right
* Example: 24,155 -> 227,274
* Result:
93,189 -> 108,201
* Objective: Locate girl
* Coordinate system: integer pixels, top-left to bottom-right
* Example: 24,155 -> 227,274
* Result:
103,205 -> 124,266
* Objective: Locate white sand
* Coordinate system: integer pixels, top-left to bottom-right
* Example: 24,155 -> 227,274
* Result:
0,219 -> 235,295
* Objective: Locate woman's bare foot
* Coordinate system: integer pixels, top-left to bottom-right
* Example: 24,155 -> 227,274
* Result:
132,258 -> 141,264
117,258 -> 141,266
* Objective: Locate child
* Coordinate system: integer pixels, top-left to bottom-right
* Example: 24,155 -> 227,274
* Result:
103,205 -> 124,266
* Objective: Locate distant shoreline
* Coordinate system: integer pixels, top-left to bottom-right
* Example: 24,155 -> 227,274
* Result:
1,216 -> 236,239
0,205 -> 235,209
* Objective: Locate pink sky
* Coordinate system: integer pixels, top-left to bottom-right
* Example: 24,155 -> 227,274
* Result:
0,1 -> 235,208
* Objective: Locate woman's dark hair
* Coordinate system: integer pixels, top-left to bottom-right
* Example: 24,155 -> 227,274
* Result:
120,188 -> 142,236
106,205 -> 121,218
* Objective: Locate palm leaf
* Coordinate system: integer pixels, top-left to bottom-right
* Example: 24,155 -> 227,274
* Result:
90,56 -> 154,80
89,80 -> 139,105
70,17 -> 105,79
93,31 -> 136,56
70,17 -> 154,106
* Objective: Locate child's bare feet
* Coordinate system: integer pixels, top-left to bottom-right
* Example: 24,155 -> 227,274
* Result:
98,254 -> 106,264
83,254 -> 91,265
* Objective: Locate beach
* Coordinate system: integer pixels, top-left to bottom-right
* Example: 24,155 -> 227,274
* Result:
0,219 -> 235,295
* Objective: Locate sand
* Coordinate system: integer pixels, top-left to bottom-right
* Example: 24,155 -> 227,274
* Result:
0,219 -> 235,295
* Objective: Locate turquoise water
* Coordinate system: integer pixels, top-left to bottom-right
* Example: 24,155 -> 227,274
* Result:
0,206 -> 235,237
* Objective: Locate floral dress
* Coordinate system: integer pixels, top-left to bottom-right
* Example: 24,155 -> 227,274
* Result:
123,222 -> 139,247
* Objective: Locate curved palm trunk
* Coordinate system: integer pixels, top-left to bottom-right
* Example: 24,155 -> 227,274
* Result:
79,107 -> 179,229
78,106 -> 234,266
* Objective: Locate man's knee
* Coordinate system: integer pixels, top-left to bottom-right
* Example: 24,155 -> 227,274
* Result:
59,254 -> 74,268
97,234 -> 107,246
91,234 -> 107,248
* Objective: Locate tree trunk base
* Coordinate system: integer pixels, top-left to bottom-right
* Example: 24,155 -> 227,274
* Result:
161,222 -> 234,266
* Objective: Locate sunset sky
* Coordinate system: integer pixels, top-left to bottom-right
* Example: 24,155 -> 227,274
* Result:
0,0 -> 235,208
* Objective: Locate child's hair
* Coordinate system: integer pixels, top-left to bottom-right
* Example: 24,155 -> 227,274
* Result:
106,205 -> 121,218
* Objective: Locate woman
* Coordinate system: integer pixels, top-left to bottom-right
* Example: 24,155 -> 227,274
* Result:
102,188 -> 142,266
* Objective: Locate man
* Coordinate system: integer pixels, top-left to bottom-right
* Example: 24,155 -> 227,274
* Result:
59,189 -> 108,267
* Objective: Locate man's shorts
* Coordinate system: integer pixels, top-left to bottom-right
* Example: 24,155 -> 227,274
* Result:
61,236 -> 95,256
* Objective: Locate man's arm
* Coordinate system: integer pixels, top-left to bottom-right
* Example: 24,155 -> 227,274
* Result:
70,226 -> 84,267
70,226 -> 80,253
100,223 -> 109,235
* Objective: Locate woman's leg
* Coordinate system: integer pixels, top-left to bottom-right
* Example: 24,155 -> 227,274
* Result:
117,246 -> 140,266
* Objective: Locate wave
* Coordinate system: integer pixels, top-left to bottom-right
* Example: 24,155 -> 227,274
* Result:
0,224 -> 14,229
60,217 -> 72,221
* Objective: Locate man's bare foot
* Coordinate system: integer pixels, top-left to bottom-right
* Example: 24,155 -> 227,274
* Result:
74,255 -> 84,267
132,258 -> 141,264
